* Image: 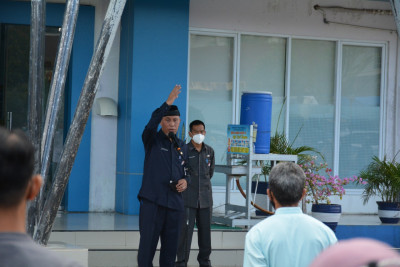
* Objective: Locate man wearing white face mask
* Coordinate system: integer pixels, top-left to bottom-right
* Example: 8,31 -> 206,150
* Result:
176,120 -> 215,267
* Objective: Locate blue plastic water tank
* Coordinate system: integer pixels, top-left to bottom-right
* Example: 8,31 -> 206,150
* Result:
240,92 -> 272,154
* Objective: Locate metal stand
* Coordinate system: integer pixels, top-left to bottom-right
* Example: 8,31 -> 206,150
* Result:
213,125 -> 297,228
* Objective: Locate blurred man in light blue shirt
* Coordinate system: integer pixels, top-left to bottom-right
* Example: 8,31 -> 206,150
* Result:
243,162 -> 337,267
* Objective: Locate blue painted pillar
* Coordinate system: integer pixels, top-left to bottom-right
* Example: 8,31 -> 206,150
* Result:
116,0 -> 189,214
64,6 -> 95,212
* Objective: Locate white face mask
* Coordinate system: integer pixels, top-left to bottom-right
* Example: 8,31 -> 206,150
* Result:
192,134 -> 205,144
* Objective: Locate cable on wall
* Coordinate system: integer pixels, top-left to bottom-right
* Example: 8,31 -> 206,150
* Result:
314,5 -> 393,16
314,4 -> 395,32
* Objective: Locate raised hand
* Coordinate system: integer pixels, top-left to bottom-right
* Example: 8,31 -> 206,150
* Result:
166,84 -> 182,105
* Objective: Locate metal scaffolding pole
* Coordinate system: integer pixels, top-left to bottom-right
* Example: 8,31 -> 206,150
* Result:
26,0 -> 45,237
34,0 -> 127,245
38,0 -> 80,222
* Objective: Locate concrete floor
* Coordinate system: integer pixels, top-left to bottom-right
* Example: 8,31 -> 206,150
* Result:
53,212 -> 383,232
50,212 -> 398,267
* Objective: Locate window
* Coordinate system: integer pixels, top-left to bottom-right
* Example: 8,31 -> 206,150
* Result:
339,45 -> 381,179
188,31 -> 385,187
0,24 -> 63,186
188,34 -> 234,186
290,39 -> 336,168
239,35 -> 286,133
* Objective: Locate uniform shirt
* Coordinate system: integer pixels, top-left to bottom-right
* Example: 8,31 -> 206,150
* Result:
0,233 -> 82,267
138,102 -> 189,211
243,207 -> 337,267
183,141 -> 215,208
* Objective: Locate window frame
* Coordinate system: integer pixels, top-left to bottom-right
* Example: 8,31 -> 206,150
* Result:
188,28 -> 388,191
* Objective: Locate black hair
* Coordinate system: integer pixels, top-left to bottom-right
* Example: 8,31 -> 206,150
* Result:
189,120 -> 205,131
0,127 -> 35,208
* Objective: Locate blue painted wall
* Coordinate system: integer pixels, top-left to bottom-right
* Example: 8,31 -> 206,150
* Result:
0,1 -> 94,212
337,225 -> 400,248
64,6 -> 94,212
116,0 -> 190,214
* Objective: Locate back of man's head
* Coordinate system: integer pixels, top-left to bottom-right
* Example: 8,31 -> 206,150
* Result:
269,162 -> 305,206
0,127 -> 34,208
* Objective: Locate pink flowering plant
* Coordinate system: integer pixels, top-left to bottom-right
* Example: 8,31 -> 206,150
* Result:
300,157 -> 367,205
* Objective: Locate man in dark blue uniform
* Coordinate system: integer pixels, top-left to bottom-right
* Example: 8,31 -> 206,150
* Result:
176,120 -> 215,267
137,85 -> 189,267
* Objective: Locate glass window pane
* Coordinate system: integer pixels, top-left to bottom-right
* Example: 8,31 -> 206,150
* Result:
2,24 -> 30,130
289,39 -> 336,168
239,35 -> 286,132
340,45 -> 381,180
0,24 -> 63,187
188,34 -> 234,186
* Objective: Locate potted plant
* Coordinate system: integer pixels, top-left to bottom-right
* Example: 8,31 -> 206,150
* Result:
269,131 -> 322,165
245,131 -> 323,216
358,155 -> 400,224
302,156 -> 366,231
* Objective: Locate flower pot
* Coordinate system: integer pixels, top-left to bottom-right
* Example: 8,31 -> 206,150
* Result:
255,209 -> 272,216
311,204 -> 341,232
251,181 -> 268,195
251,181 -> 269,216
377,201 -> 400,224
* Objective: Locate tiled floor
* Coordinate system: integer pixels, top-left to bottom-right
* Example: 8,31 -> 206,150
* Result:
339,214 -> 382,225
53,212 -> 140,231
53,212 -> 382,232
50,212 -> 397,267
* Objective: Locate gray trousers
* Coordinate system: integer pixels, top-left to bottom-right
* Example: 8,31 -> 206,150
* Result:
176,207 -> 212,267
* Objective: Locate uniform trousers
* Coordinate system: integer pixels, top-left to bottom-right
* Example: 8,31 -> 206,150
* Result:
176,206 -> 212,267
138,198 -> 183,267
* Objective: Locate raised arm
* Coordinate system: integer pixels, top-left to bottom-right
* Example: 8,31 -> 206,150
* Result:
166,84 -> 181,105
142,85 -> 182,147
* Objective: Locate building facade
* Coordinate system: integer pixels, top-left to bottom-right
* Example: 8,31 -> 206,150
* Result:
0,0 -> 398,214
